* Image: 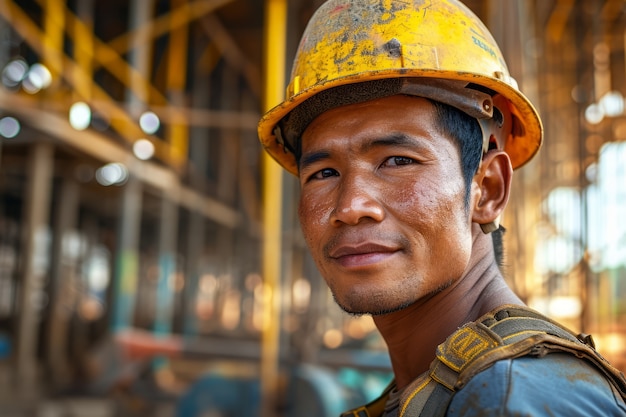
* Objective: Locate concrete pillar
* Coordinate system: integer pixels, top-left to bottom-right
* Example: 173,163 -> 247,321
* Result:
46,177 -> 80,386
17,141 -> 54,395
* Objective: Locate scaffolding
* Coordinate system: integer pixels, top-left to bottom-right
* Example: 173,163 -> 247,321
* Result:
0,0 -> 625,415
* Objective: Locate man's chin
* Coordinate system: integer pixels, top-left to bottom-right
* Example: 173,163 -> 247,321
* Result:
334,295 -> 415,317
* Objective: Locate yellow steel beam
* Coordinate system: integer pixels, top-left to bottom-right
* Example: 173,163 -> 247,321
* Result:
545,0 -> 575,43
167,0 -> 191,167
34,0 -> 232,107
197,41 -> 222,77
7,0 -> 242,167
200,13 -> 262,97
0,89 -> 241,228
106,0 -> 233,58
0,0 -> 172,164
260,0 -> 286,415
42,0 -> 64,85
41,0 -> 234,166
35,0 -> 165,106
72,0 -> 94,100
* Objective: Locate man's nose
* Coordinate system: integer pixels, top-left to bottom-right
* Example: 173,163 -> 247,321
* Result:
329,176 -> 385,226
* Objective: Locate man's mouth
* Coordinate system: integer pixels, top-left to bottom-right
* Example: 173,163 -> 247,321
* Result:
329,242 -> 400,268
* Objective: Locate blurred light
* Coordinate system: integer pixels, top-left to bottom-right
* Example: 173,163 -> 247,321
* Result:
544,187 -> 581,235
79,296 -> 104,321
253,283 -> 271,331
69,102 -> 92,130
0,117 -> 21,138
21,76 -> 41,94
171,272 -> 185,292
536,187 -> 583,274
594,333 -> 625,356
588,141 -> 626,270
62,231 -> 84,261
95,162 -> 128,186
195,298 -> 214,320
221,290 -> 241,330
133,138 -> 155,160
585,162 -> 598,183
155,367 -> 177,390
585,103 -> 604,125
593,42 -> 610,67
252,294 -> 264,332
86,246 -> 111,291
292,278 -> 311,312
346,316 -> 376,339
196,274 -> 218,318
26,63 -> 52,90
199,274 -> 217,294
323,329 -> 343,349
535,235 -> 581,274
139,111 -> 160,134
33,228 -> 50,278
599,90 -> 624,117
529,296 -> 582,320
2,58 -> 28,88
548,296 -> 582,319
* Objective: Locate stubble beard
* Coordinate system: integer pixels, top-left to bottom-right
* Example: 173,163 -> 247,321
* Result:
329,274 -> 457,317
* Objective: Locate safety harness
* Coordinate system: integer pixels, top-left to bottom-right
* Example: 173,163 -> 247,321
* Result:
340,305 -> 626,417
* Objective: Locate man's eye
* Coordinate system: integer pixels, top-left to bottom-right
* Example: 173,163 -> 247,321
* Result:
383,156 -> 414,167
312,168 -> 338,180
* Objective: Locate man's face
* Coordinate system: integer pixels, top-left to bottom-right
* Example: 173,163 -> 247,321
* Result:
297,95 -> 475,315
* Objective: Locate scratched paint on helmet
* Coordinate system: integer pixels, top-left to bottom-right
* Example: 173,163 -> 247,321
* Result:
291,0 -> 505,94
258,0 -> 544,176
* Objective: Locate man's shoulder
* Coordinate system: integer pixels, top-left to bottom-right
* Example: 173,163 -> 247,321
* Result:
446,353 -> 626,416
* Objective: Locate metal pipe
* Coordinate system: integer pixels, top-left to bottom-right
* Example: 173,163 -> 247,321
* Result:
260,0 -> 287,415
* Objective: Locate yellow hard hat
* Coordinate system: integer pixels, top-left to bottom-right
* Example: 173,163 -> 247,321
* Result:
258,0 -> 543,176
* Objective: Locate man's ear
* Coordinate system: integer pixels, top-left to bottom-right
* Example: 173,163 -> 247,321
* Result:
472,150 -> 513,231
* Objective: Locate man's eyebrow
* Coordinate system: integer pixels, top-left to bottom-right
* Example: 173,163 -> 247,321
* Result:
366,132 -> 411,147
299,150 -> 331,171
363,132 -> 429,151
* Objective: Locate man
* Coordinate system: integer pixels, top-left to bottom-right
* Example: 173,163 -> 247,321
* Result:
258,0 -> 626,415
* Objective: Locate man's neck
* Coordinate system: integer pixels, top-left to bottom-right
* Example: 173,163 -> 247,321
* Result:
372,235 -> 523,390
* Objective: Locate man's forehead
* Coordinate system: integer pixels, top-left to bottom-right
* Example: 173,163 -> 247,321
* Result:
299,97 -> 444,153
301,94 -> 437,133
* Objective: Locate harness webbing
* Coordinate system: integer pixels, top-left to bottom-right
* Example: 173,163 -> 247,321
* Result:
340,305 -> 626,417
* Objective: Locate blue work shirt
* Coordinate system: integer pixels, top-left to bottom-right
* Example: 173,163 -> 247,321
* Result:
447,353 -> 626,416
